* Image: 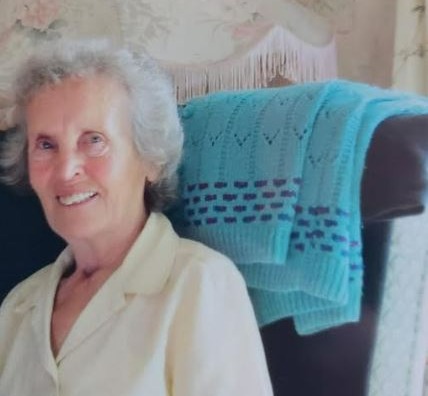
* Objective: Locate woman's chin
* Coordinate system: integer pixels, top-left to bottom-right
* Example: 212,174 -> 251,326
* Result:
50,219 -> 103,244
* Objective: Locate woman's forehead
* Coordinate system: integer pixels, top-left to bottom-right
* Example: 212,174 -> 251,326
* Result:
25,75 -> 132,135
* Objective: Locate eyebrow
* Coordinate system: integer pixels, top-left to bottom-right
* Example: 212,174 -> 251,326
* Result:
32,133 -> 54,140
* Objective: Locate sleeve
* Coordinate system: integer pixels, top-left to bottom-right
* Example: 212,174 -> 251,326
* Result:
0,287 -> 21,374
0,266 -> 48,374
166,252 -> 274,396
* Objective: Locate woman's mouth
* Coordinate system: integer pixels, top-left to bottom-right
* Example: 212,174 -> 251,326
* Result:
57,191 -> 98,206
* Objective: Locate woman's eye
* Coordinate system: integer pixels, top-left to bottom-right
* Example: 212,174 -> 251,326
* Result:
89,134 -> 102,144
36,139 -> 54,150
81,132 -> 107,156
30,138 -> 56,161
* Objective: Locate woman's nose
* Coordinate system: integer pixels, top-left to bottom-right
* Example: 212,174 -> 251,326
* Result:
55,150 -> 84,181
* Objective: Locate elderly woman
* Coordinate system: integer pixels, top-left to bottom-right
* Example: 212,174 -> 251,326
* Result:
0,41 -> 273,395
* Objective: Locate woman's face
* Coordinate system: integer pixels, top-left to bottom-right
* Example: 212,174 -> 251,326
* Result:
26,75 -> 157,243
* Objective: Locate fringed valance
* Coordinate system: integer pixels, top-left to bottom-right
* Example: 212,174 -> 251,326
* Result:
163,25 -> 337,103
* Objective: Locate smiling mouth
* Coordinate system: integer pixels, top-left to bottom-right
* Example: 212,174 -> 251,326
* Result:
57,192 -> 98,206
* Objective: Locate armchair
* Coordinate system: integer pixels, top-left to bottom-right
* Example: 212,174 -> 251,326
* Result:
1,87 -> 428,396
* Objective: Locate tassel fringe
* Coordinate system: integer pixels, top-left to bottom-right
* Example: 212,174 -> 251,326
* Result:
163,25 -> 338,103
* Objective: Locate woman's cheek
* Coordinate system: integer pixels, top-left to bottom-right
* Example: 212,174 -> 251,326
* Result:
86,155 -> 114,179
29,160 -> 52,188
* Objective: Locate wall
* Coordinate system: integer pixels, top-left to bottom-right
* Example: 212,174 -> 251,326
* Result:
335,0 -> 397,87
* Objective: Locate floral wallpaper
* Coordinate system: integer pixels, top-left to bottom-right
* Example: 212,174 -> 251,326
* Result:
296,0 -> 354,18
393,0 -> 428,94
15,0 -> 61,31
0,0 -> 63,129
0,0 -> 121,130
0,1 -> 63,50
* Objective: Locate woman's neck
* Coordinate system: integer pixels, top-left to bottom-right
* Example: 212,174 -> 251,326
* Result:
66,212 -> 148,278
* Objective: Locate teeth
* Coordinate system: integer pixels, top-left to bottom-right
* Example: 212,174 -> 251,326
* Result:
58,192 -> 97,206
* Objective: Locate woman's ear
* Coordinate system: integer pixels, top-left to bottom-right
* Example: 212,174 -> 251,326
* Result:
145,162 -> 161,184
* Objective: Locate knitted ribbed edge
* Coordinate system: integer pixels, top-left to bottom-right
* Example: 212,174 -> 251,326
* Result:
293,276 -> 362,335
249,289 -> 346,325
238,249 -> 349,301
180,224 -> 291,264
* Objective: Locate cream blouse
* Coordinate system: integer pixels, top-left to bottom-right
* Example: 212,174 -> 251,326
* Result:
0,212 -> 273,396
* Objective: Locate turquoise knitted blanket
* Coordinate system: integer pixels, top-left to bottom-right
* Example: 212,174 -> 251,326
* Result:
168,80 -> 428,335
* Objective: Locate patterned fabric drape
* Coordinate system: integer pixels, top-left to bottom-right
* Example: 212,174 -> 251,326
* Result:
367,1 -> 428,395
